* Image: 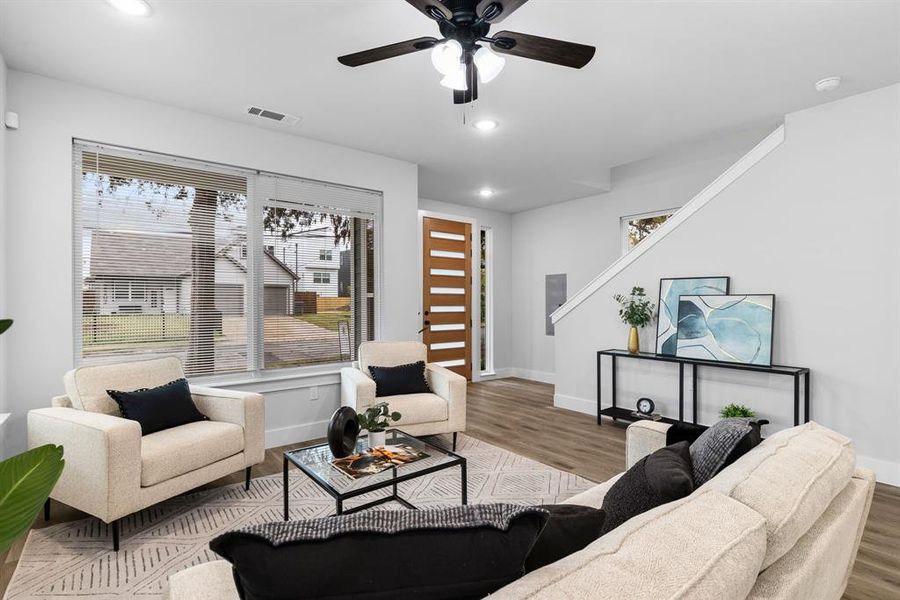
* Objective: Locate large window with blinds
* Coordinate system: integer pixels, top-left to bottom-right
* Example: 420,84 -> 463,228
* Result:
74,142 -> 381,377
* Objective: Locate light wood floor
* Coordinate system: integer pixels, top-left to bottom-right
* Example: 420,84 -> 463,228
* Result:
2,378 -> 897,599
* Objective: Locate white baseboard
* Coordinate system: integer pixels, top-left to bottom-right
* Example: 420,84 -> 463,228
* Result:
486,367 -> 555,384
512,368 -> 555,384
265,419 -> 330,449
856,454 -> 900,488
554,393 -> 596,416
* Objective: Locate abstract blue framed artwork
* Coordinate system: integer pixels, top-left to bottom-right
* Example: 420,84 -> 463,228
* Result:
675,294 -> 775,366
656,277 -> 730,355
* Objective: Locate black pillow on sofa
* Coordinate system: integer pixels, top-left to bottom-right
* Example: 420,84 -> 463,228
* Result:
524,504 -> 605,572
107,378 -> 207,435
210,504 -> 549,600
599,441 -> 694,535
690,418 -> 762,486
368,361 -> 431,397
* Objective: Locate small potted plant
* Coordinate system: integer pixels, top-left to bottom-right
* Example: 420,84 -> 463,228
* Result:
720,403 -> 755,419
613,286 -> 655,354
356,402 -> 401,448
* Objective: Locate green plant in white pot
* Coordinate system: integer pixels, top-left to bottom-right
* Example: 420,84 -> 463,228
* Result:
356,402 -> 401,448
0,319 -> 66,554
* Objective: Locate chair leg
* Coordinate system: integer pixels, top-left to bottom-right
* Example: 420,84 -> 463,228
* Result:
43,498 -> 51,522
111,520 -> 120,552
452,432 -> 458,452
245,466 -> 252,492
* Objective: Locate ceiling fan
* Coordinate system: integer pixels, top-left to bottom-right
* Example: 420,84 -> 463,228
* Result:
337,0 -> 596,104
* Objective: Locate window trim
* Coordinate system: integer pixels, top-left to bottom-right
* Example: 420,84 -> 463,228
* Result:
480,226 -> 495,377
73,140 -> 385,382
620,208 -> 678,256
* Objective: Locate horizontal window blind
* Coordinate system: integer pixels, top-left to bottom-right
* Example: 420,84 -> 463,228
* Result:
254,174 -> 379,368
73,141 -> 382,377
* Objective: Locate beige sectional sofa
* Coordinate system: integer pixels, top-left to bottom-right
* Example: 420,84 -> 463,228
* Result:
167,421 -> 873,600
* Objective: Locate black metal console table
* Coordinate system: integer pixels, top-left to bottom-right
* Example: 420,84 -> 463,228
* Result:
597,349 -> 810,427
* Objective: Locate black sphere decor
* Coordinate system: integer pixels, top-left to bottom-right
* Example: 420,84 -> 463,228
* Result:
327,407 -> 360,458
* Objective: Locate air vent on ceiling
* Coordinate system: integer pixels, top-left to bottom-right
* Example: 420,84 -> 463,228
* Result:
246,106 -> 301,126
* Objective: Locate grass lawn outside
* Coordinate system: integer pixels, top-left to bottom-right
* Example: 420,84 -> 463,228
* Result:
82,313 -> 190,346
294,311 -> 351,332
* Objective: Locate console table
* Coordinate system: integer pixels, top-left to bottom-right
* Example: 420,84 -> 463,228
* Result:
596,349 -> 810,427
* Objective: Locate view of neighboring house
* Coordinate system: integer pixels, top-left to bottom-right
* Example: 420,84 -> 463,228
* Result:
262,224 -> 351,298
85,229 -> 298,316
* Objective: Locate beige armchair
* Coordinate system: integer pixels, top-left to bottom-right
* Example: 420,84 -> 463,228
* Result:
27,356 -> 264,550
341,341 -> 466,450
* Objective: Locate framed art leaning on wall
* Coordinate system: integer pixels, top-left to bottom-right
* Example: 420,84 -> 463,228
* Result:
656,277 -> 730,355
675,294 -> 775,366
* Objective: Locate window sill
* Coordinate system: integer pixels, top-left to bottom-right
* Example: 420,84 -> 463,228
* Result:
191,363 -> 350,391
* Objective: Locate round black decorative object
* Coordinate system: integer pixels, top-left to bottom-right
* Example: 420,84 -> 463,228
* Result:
636,397 -> 655,415
327,407 -> 360,458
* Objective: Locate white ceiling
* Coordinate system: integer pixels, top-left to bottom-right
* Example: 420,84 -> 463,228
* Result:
1,1 -> 898,212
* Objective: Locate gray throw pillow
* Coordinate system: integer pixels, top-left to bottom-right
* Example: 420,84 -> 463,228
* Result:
690,418 -> 760,486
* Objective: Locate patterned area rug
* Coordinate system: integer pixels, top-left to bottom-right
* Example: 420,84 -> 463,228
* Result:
5,434 -> 594,600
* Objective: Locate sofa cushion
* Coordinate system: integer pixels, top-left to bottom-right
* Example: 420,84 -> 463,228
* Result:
141,420 -> 244,487
358,341 -> 427,374
381,393 -> 448,425
368,361 -> 432,397
600,441 -> 694,535
108,378 -> 207,435
491,490 -> 767,600
704,421 -> 855,568
63,356 -> 185,414
746,470 -> 875,600
209,504 -> 550,600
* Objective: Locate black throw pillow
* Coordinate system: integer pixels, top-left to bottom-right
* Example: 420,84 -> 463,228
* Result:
210,504 -> 550,600
599,441 -> 694,535
665,422 -> 708,446
107,378 -> 207,435
524,504 -> 605,572
690,418 -> 762,486
368,361 -> 431,397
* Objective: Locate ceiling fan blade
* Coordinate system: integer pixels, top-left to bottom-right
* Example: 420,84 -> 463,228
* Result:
491,30 -> 596,69
405,0 -> 453,21
476,0 -> 529,23
338,37 -> 439,67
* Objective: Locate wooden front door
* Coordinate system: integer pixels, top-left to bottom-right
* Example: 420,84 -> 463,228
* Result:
422,216 -> 472,380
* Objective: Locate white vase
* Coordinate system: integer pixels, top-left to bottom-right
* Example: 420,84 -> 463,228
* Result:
367,430 -> 386,448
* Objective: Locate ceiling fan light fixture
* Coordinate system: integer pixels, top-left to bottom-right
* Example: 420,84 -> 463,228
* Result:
431,39 -> 464,76
440,63 -> 469,91
473,46 -> 506,83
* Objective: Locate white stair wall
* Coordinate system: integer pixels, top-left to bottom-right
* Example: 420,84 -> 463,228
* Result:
551,84 -> 900,485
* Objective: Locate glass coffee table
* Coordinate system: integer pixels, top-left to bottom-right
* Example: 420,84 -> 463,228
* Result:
283,429 -> 467,519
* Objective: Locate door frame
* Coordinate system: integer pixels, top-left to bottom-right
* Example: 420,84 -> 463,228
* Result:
417,210 -> 482,382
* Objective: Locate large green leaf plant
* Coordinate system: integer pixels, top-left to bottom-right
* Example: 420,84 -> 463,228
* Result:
0,445 -> 65,554
0,318 -> 66,554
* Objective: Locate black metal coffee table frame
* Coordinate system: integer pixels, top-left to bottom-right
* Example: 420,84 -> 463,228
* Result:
282,430 -> 467,520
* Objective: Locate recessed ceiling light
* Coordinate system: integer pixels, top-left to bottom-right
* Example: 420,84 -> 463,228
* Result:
473,119 -> 499,132
106,0 -> 152,17
478,188 -> 495,198
815,77 -> 841,92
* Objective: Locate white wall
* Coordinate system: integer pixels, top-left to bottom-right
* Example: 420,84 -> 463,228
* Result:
3,70 -> 419,454
510,128 -> 772,382
553,84 -> 900,485
418,198 -> 513,375
0,51 -> 7,457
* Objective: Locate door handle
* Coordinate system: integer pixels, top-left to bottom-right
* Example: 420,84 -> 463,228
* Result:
417,320 -> 431,335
